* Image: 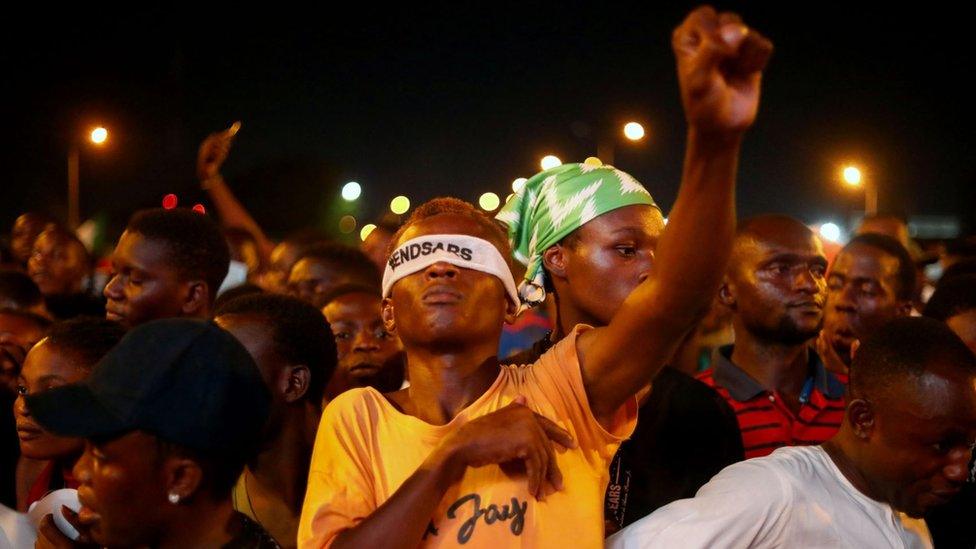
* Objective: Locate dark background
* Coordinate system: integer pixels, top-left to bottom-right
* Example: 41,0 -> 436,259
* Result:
2,3 -> 973,243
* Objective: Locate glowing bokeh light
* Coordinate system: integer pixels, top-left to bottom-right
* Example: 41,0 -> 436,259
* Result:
90,127 -> 108,144
390,196 -> 411,215
339,215 -> 357,234
162,194 -> 178,210
360,223 -> 377,241
843,166 -> 862,186
341,181 -> 362,201
819,222 -> 842,243
479,192 -> 501,211
540,155 -> 562,170
623,122 -> 645,141
512,177 -> 528,193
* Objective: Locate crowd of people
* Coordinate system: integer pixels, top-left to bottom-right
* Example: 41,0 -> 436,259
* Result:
1,6 -> 975,548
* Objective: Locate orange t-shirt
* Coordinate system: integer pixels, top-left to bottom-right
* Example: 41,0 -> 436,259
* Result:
298,325 -> 637,548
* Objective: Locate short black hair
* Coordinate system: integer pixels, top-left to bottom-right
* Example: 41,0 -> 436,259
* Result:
842,233 -> 916,301
391,197 -> 513,270
320,283 -> 382,308
924,275 -> 976,322
849,317 -> 976,399
0,269 -> 43,310
126,209 -> 230,302
295,242 -> 381,289
44,317 -> 125,369
940,259 -> 976,285
212,283 -> 264,313
215,293 -> 337,405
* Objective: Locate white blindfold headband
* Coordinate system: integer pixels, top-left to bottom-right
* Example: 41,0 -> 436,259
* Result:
383,234 -> 520,306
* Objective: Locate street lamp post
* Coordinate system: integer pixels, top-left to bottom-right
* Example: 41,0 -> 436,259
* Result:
842,165 -> 877,216
596,121 -> 646,165
67,126 -> 108,229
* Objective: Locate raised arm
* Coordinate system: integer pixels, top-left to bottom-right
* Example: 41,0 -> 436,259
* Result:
197,122 -> 276,261
579,7 -> 773,422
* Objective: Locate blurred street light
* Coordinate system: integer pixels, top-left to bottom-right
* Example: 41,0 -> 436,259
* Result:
540,155 -> 562,170
623,122 -> 645,141
512,177 -> 528,193
68,125 -> 110,229
819,222 -> 842,243
339,215 -> 357,234
90,127 -> 108,144
479,192 -> 500,211
341,181 -> 362,201
840,164 -> 876,215
360,223 -> 377,242
390,195 -> 411,215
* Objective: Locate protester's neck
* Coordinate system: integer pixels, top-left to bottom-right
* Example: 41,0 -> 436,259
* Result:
160,496 -> 237,549
730,324 -> 810,396
403,343 -> 502,425
822,433 -> 888,507
249,403 -> 315,511
552,293 -> 604,342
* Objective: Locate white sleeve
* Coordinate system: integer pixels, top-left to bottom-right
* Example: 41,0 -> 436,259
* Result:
606,459 -> 794,549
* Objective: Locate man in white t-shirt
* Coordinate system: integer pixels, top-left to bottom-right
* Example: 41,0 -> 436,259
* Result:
608,317 -> 976,548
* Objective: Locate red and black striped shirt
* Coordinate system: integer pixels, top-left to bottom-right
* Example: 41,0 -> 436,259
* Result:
697,346 -> 846,459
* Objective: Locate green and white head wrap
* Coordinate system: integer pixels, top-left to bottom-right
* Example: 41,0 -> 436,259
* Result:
495,158 -> 659,310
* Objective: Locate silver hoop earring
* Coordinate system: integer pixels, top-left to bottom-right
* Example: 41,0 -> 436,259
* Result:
168,493 -> 180,504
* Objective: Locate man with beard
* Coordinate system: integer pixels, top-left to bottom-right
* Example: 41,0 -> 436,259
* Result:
698,215 -> 842,458
818,233 -> 915,375
321,284 -> 405,403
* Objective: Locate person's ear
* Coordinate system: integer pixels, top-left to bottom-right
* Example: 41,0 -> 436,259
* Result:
182,280 -> 210,316
279,365 -> 311,403
718,275 -> 736,309
381,297 -> 396,334
503,298 -> 520,325
847,398 -> 875,440
164,456 -> 204,502
542,245 -> 568,282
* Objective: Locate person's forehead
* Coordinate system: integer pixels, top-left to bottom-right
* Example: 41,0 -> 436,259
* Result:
737,229 -> 824,264
325,292 -> 382,319
835,244 -> 898,277
576,205 -> 665,240
114,232 -> 175,271
21,339 -> 78,378
397,213 -> 493,245
0,313 -> 44,339
886,369 -> 976,425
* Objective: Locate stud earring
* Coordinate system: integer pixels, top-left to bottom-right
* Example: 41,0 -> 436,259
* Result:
168,493 -> 180,504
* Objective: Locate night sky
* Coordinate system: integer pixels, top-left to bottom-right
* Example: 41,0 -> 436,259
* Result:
3,3 -> 973,244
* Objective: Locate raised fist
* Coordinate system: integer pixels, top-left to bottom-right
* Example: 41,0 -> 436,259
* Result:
673,6 -> 773,135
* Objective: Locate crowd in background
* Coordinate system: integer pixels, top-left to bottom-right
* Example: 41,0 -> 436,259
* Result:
1,6 -> 976,549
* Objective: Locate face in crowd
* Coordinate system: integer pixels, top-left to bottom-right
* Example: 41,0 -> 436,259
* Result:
0,311 -> 48,395
823,239 -> 913,366
288,258 -> 357,309
14,339 -> 86,460
384,211 -> 515,350
720,217 -> 828,344
10,213 -> 52,266
262,241 -> 307,295
845,319 -> 976,518
27,228 -> 89,297
543,204 -> 664,325
323,290 -> 403,397
104,232 -> 198,329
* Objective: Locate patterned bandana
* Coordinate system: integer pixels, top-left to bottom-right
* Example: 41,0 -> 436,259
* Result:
495,159 -> 658,310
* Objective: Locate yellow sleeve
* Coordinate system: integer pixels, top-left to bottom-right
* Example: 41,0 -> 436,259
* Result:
298,390 -> 377,549
532,325 -> 638,463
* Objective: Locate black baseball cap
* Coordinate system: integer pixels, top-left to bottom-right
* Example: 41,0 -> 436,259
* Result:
27,318 -> 270,453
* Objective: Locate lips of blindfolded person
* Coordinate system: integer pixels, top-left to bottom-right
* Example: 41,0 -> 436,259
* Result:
720,217 -> 828,346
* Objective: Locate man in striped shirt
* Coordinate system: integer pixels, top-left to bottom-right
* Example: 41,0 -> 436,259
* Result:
698,215 -> 845,458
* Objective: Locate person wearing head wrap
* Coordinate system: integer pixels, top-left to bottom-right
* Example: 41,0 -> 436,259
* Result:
497,158 -> 745,533
496,158 -> 659,311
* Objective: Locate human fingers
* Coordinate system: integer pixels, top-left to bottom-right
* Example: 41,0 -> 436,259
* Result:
535,414 -> 577,449
60,505 -> 92,544
37,514 -> 74,548
539,424 -> 564,493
